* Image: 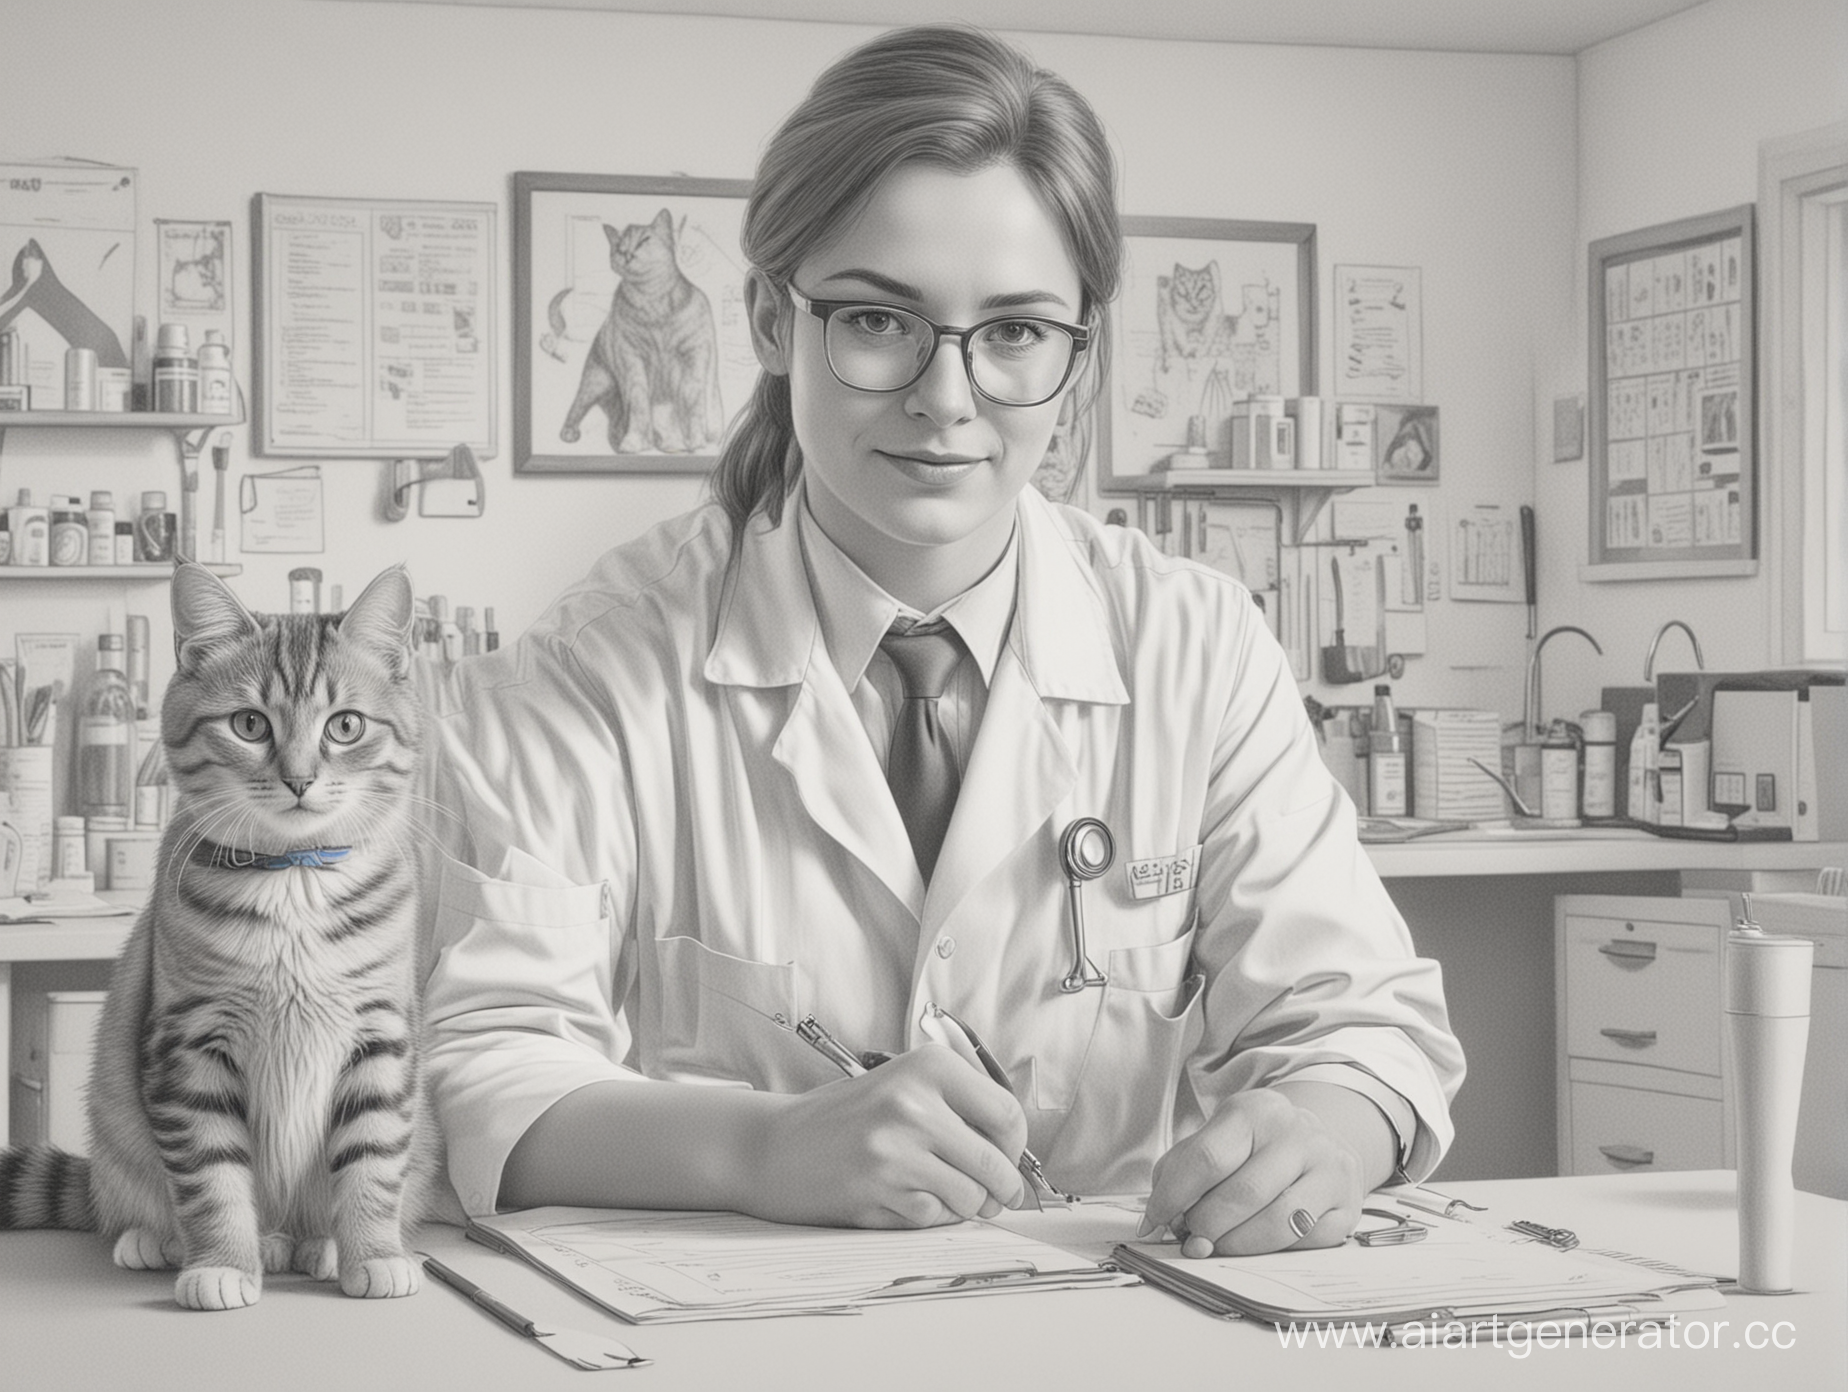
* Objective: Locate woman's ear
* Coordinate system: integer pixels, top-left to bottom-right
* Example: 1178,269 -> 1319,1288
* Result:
744,270 -> 790,376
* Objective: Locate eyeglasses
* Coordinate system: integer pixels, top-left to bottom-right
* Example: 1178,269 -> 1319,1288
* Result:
787,285 -> 1089,408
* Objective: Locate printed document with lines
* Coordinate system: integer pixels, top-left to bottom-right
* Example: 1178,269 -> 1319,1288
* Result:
467,1207 -> 1134,1323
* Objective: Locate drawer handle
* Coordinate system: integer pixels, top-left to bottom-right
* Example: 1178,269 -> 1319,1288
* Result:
1598,939 -> 1657,962
1599,1144 -> 1655,1167
1598,1027 -> 1659,1047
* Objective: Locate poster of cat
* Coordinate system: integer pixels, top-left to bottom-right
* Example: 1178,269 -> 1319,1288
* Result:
514,173 -> 757,475
0,160 -> 137,411
1098,216 -> 1316,492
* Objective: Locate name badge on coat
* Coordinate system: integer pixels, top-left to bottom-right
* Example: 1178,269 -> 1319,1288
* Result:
1124,844 -> 1201,901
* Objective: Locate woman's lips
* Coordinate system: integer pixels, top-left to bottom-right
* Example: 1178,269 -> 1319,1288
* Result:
877,450 -> 987,485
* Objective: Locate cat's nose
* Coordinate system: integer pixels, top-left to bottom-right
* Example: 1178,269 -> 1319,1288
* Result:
283,777 -> 314,800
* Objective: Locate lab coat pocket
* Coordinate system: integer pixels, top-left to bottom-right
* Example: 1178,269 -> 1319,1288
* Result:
653,935 -> 800,1089
1036,926 -> 1206,1193
424,855 -> 617,1055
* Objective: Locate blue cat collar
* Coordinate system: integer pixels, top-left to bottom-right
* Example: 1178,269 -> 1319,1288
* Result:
208,844 -> 353,871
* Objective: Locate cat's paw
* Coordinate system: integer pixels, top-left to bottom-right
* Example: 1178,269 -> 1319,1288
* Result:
174,1265 -> 260,1310
340,1254 -> 420,1299
113,1227 -> 179,1270
260,1232 -> 294,1274
559,424 -> 581,443
291,1236 -> 339,1281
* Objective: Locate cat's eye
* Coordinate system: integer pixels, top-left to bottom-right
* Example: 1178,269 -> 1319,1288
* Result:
229,709 -> 271,742
325,711 -> 366,745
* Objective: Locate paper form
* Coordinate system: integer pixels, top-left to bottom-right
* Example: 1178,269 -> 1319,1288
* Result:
468,1206 -> 1131,1323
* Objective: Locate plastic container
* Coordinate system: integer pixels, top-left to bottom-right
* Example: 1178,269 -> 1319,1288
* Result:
135,491 -> 176,563
77,633 -> 135,822
113,520 -> 135,566
152,323 -> 198,414
1580,709 -> 1618,818
1540,717 -> 1581,821
197,330 -> 233,415
48,494 -> 87,566
86,491 -> 116,566
8,490 -> 49,567
1367,684 -> 1407,816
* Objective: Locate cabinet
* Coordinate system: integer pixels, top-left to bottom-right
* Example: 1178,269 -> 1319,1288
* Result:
1555,894 -> 1733,1177
0,410 -> 242,580
1556,890 -> 1848,1193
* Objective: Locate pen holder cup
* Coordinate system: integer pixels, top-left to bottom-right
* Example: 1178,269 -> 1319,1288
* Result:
0,745 -> 54,896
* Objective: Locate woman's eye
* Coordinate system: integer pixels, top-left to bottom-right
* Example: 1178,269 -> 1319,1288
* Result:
985,319 -> 1049,348
325,711 -> 367,745
843,308 -> 906,336
229,710 -> 271,742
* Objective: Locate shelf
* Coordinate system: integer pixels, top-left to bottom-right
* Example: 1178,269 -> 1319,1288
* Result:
0,563 -> 241,581
1366,833 -> 1847,879
1126,467 -> 1379,543
0,410 -> 239,431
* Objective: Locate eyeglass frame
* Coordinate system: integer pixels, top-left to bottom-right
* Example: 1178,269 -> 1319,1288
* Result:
784,284 -> 1092,408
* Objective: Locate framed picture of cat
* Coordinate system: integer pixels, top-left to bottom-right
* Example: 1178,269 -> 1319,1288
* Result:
513,172 -> 755,475
1097,216 -> 1317,494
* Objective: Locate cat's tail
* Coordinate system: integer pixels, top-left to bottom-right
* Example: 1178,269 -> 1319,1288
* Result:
0,1144 -> 98,1230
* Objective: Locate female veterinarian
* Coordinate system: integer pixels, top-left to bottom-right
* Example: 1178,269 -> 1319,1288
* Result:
420,24 -> 1464,1259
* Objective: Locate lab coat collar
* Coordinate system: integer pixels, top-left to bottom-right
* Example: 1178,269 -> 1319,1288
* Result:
703,485 -> 1129,708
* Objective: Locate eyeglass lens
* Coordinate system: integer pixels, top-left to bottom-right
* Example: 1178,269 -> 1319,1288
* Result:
824,306 -> 1077,404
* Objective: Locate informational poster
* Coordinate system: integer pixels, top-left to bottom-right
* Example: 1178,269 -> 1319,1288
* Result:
1333,265 -> 1422,401
156,218 -> 236,361
254,193 -> 496,458
1587,207 -> 1755,576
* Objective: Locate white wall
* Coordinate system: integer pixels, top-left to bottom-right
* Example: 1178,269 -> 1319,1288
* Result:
2,0 -> 1573,741
1536,0 -> 1848,718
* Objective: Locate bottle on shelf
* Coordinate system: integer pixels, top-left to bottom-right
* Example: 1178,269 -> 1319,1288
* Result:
77,631 -> 136,822
197,330 -> 234,415
1368,683 -> 1408,816
87,491 -> 116,566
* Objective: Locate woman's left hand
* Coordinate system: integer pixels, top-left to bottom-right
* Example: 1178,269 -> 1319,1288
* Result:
1140,1081 -> 1394,1256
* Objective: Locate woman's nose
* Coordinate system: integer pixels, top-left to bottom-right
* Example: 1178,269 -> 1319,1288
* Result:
905,334 -> 979,427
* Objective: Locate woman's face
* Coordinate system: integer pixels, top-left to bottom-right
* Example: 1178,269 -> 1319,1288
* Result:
749,162 -> 1086,604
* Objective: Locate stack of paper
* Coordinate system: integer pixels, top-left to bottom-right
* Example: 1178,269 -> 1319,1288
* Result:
1110,1203 -> 1722,1342
1412,709 -> 1507,821
467,1207 -> 1134,1323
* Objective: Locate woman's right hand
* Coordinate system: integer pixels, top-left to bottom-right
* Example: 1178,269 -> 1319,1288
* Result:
749,1044 -> 1029,1229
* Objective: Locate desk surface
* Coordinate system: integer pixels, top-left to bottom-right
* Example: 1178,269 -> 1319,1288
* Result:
0,1171 -> 1840,1392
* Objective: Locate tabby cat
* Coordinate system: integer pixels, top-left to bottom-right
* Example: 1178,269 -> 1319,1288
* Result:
0,562 -> 452,1310
557,207 -> 724,455
1155,260 -> 1237,372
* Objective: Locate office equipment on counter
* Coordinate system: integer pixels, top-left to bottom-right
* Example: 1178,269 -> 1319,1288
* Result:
1109,1185 -> 1722,1340
1725,898 -> 1814,1293
1409,709 -> 1504,822
465,1205 -> 1132,1324
421,1255 -> 651,1371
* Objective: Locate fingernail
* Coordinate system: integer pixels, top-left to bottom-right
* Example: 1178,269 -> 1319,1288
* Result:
978,1197 -> 1003,1220
1135,1210 -> 1161,1239
1182,1234 -> 1213,1260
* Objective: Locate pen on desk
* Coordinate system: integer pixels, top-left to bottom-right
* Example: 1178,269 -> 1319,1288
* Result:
797,1013 -> 866,1077
421,1254 -> 651,1370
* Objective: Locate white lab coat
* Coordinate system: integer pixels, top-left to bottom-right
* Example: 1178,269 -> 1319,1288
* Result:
421,489 -> 1464,1216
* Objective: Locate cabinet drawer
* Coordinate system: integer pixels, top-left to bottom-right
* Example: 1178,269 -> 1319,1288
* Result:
1562,913 -> 1722,1075
1568,1080 -> 1723,1175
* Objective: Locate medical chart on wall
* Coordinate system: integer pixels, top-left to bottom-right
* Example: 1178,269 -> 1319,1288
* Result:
253,193 -> 496,458
1588,208 -> 1756,575
1333,265 -> 1421,401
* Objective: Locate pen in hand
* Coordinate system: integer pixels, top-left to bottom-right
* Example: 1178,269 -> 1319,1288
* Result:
796,1014 -> 866,1076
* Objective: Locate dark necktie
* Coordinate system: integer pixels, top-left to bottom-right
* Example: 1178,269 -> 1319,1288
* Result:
879,623 -> 965,881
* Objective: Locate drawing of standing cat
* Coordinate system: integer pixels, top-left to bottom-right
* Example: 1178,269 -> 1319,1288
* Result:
0,239 -> 131,367
0,563 -> 456,1310
558,208 -> 724,455
1155,260 -> 1238,373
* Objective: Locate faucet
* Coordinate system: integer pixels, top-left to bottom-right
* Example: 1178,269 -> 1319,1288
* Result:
1644,619 -> 1706,681
1524,625 -> 1603,740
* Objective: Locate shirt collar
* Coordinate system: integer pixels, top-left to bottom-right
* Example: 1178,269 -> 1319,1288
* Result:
795,485 -> 1017,694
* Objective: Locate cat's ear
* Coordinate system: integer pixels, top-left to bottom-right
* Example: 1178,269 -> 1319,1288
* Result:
744,270 -> 790,376
339,564 -> 416,675
171,561 -> 261,673
602,223 -> 619,248
651,208 -> 673,237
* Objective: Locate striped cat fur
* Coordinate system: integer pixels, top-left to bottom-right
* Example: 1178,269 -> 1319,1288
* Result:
0,562 -> 457,1310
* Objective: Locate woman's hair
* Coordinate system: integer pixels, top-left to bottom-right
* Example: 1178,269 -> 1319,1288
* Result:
710,24 -> 1122,534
